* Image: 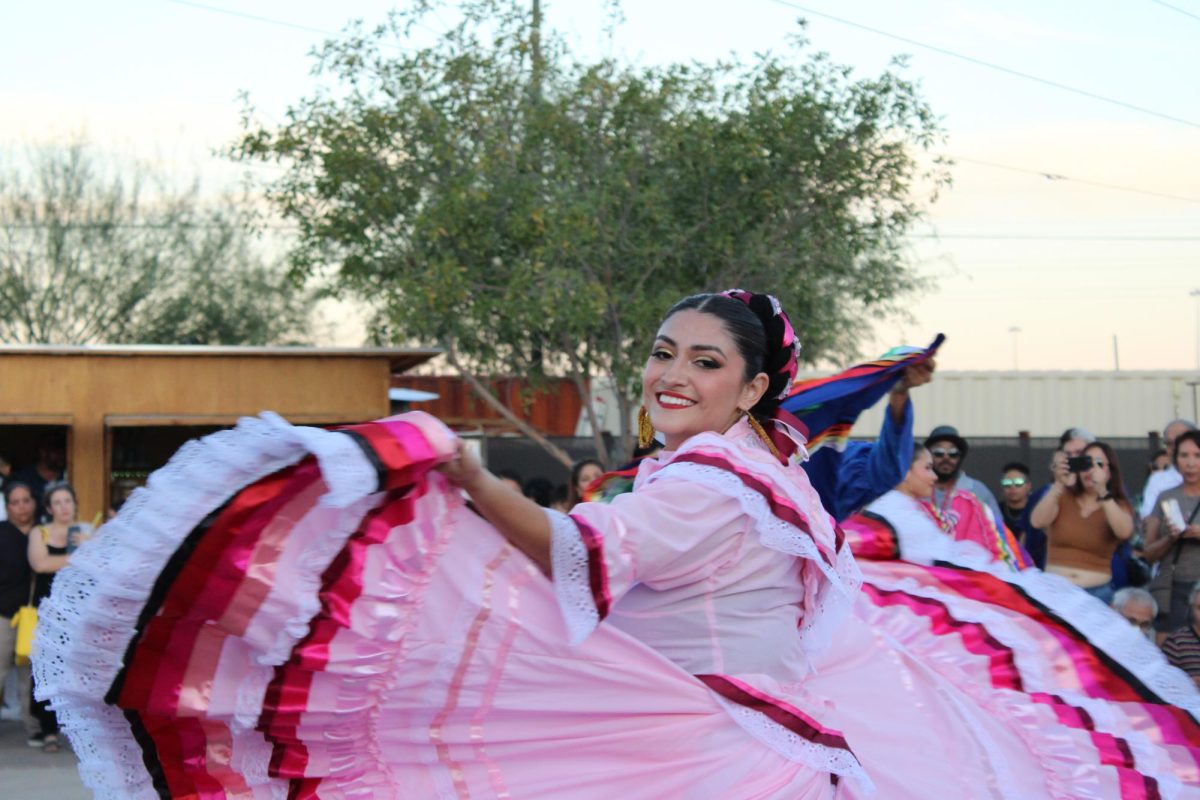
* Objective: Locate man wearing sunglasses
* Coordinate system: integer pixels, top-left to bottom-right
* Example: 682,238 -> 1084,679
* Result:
999,462 -> 1043,568
925,425 -> 1004,532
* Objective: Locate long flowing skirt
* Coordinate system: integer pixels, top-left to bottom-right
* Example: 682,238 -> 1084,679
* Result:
33,414 -> 1200,798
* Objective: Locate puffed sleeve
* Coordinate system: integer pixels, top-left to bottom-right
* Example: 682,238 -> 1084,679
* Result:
545,473 -> 749,645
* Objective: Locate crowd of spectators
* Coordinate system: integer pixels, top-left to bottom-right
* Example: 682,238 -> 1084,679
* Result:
0,439 -> 85,753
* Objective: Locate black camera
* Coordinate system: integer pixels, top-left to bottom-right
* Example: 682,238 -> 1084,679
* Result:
1067,455 -> 1094,473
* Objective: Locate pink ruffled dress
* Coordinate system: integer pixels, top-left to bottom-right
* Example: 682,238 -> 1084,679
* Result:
31,412 -> 1200,799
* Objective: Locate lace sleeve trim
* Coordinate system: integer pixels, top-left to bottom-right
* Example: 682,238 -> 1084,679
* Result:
547,508 -> 602,645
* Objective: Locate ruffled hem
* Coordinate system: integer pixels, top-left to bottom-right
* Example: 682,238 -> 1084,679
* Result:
861,573 -> 1185,798
867,491 -> 1200,721
31,412 -> 420,799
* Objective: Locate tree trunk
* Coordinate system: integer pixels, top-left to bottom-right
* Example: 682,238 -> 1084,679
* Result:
444,338 -> 574,468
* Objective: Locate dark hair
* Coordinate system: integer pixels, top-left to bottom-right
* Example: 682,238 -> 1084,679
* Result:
3,480 -> 34,507
1081,441 -> 1129,504
522,477 -> 555,508
568,459 -> 605,506
911,444 -> 928,464
661,293 -> 791,421
44,480 -> 78,510
1001,462 -> 1030,477
632,440 -> 663,459
496,469 -> 523,485
1174,430 -> 1200,468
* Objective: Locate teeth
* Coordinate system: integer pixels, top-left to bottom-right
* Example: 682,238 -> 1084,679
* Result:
658,394 -> 695,407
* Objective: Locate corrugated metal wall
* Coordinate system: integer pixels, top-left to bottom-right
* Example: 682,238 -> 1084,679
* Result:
819,371 -> 1200,439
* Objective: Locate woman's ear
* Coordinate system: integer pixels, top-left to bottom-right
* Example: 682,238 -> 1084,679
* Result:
740,373 -> 770,412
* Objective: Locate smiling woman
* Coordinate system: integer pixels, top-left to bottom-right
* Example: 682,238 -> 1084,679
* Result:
32,290 -> 1200,800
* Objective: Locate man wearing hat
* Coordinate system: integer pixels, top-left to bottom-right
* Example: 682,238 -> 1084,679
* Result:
926,425 -> 1004,529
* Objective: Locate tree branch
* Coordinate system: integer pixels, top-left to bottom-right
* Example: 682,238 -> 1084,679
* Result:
444,335 -> 574,468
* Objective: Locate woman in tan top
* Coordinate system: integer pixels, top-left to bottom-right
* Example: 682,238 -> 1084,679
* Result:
1029,441 -> 1134,602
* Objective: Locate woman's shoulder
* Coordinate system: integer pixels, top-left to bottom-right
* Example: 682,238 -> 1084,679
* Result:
1156,484 -> 1191,503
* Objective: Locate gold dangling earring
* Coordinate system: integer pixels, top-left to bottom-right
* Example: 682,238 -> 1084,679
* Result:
637,406 -> 656,449
745,412 -> 782,460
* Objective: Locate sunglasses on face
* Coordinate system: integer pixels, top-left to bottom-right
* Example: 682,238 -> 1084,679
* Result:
1000,477 -> 1027,488
930,448 -> 960,459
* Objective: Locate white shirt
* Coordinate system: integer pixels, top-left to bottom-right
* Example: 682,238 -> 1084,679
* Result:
1140,466 -> 1182,519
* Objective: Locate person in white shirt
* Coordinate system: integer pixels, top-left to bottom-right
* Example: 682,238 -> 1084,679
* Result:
1140,419 -> 1197,519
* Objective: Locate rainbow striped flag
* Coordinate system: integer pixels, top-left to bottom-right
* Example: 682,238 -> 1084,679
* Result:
782,335 -> 944,515
782,334 -> 944,453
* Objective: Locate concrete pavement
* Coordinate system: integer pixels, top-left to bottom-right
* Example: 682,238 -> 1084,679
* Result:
0,720 -> 89,799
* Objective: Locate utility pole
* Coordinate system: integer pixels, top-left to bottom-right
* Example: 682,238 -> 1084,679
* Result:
1112,334 -> 1120,372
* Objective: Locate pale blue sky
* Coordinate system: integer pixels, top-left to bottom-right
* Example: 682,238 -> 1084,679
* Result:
2,1 -> 1198,370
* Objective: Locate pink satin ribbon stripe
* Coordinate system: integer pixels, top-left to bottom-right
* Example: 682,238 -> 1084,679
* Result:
671,450 -> 840,562
114,462 -> 322,798
865,585 -> 1024,691
927,566 -> 1149,703
840,514 -> 900,561
696,674 -> 854,753
865,583 -> 1168,799
259,489 -> 422,785
123,462 -> 323,718
429,546 -> 514,799
341,418 -> 445,492
568,515 -> 613,621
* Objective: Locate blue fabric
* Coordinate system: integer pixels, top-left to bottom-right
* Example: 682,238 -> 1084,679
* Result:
828,400 -> 912,521
788,335 -> 943,521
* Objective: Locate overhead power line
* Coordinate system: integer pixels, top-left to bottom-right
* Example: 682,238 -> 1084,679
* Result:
948,155 -> 1200,204
165,0 -> 344,38
1149,0 -> 1200,23
910,233 -> 1200,241
765,0 -> 1200,129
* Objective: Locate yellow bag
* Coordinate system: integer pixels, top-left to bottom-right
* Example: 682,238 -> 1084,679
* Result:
11,579 -> 36,666
12,604 -> 36,666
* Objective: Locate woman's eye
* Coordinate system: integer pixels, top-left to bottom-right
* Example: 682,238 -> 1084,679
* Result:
651,349 -> 672,360
695,358 -> 720,369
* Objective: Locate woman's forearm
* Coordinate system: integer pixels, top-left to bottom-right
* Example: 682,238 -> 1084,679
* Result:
462,472 -> 553,574
1029,486 -> 1062,529
30,552 -> 69,573
1101,499 -> 1134,540
1142,518 -> 1177,563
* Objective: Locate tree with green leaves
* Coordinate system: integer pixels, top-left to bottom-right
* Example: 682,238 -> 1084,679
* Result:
235,0 -> 946,464
0,143 -> 313,346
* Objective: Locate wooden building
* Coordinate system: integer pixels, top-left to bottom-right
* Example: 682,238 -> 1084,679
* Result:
392,375 -> 584,436
0,345 -> 439,521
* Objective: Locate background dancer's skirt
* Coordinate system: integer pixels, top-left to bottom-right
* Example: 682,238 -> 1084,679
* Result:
33,413 -> 1200,799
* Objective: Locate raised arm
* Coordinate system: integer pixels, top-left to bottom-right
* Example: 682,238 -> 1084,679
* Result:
441,440 -> 552,574
1029,484 -> 1065,530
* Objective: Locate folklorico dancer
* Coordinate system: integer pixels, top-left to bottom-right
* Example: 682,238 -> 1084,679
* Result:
34,290 -> 1200,799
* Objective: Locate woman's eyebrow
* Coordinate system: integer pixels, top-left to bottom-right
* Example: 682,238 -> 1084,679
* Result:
653,335 -> 725,357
